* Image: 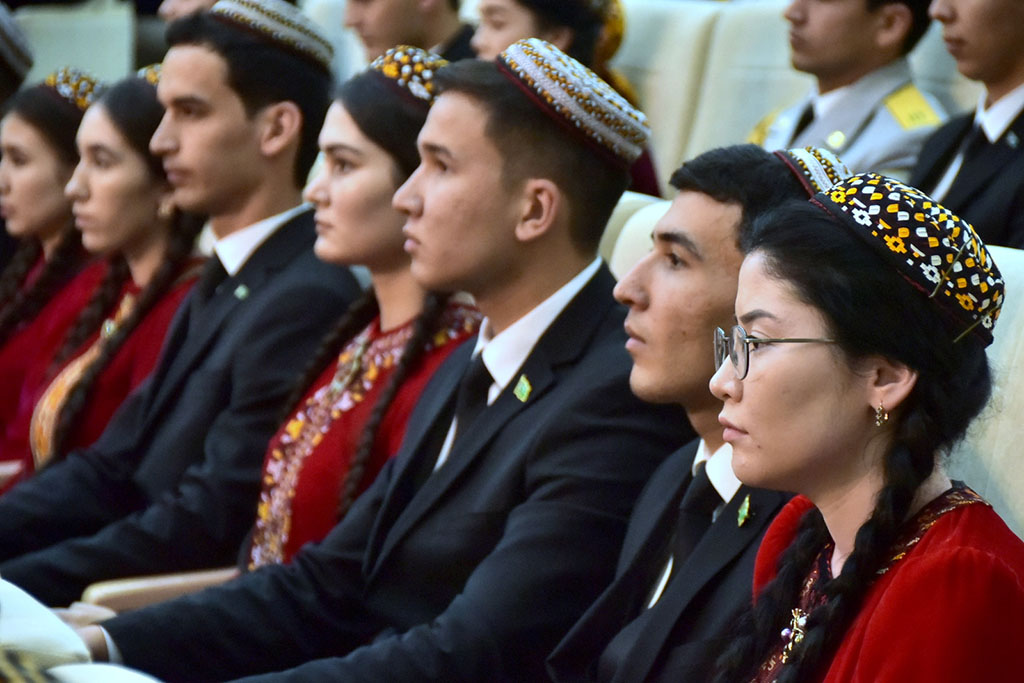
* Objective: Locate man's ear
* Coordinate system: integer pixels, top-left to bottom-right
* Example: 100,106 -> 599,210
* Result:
873,2 -> 913,55
257,101 -> 303,158
514,178 -> 561,244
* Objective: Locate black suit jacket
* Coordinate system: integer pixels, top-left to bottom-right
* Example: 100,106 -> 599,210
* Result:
103,265 -> 691,682
0,211 -> 361,605
548,439 -> 790,682
910,110 -> 1024,248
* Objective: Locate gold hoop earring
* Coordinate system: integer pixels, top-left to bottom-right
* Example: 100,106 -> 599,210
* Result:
875,402 -> 889,428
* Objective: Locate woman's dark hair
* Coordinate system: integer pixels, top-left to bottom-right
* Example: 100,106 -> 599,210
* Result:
0,83 -> 88,348
45,77 -> 205,462
278,69 -> 454,520
713,199 -> 993,682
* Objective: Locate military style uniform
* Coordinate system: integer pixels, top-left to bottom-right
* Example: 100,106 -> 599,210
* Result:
750,58 -> 945,179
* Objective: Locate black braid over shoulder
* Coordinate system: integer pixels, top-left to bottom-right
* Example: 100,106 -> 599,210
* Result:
0,227 -> 87,348
44,214 -> 204,462
336,291 -> 451,518
0,240 -> 41,307
712,200 -> 993,682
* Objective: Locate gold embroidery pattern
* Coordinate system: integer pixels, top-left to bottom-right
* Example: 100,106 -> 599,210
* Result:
248,306 -> 479,568
29,293 -> 137,468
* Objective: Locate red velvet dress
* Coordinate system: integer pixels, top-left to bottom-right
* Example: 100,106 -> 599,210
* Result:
247,302 -> 480,568
0,261 -> 201,493
751,486 -> 1024,682
0,259 -> 104,484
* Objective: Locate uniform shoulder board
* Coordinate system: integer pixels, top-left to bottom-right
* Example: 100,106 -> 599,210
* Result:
747,109 -> 780,146
885,84 -> 942,130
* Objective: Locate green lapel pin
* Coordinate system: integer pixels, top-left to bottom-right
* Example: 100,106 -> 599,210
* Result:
513,374 -> 532,402
737,494 -> 752,527
233,284 -> 250,300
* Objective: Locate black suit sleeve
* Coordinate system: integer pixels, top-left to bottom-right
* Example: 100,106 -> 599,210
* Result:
105,348 -> 684,682
0,272 -> 360,606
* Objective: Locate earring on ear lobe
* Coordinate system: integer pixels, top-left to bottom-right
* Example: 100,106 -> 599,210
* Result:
157,201 -> 174,220
875,402 -> 889,428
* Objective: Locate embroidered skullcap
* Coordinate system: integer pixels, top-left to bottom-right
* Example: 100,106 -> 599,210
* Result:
497,38 -> 649,166
775,146 -> 853,197
814,173 -> 1004,345
0,3 -> 32,82
44,67 -> 104,111
137,63 -> 161,86
210,0 -> 333,72
370,46 -> 447,107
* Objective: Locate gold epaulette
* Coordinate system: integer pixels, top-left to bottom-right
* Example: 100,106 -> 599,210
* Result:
747,110 -> 779,146
885,84 -> 942,130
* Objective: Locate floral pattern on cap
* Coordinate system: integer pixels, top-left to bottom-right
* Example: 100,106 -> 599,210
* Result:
498,38 -> 649,165
370,46 -> 447,104
44,67 -> 103,111
137,63 -> 161,86
817,173 -> 1004,345
776,146 -> 853,197
211,0 -> 334,72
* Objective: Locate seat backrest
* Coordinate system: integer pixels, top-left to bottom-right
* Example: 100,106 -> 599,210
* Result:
608,199 -> 672,279
599,191 -> 662,264
948,245 -> 1024,539
15,0 -> 134,83
684,0 -> 812,159
613,0 -> 724,192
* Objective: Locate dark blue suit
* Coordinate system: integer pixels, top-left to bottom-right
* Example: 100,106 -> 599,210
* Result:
102,265 -> 692,682
0,210 -> 361,605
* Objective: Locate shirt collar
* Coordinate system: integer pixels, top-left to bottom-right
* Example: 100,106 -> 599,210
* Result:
974,81 -> 1024,143
810,82 -> 853,120
212,204 -> 310,276
472,258 -> 601,400
692,439 -> 742,504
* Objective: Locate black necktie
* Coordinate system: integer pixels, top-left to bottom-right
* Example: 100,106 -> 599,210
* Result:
672,462 -> 721,564
960,124 -> 988,165
453,354 -> 493,439
188,257 -> 227,334
790,104 -> 815,144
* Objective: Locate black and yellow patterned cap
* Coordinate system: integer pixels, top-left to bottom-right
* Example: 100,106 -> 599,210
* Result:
775,146 -> 852,197
497,38 -> 649,166
814,173 -> 1003,345
370,46 -> 447,107
43,67 -> 104,111
210,0 -> 333,72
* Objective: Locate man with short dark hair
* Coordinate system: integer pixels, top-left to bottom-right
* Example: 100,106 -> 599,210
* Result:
345,0 -> 474,62
77,39 -> 688,681
548,145 -> 852,682
909,0 -> 1024,248
750,0 -> 944,178
0,0 -> 360,605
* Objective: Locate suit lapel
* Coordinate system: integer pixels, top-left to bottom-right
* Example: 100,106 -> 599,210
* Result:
139,211 -> 316,427
943,112 -> 1024,212
913,115 -> 972,192
614,486 -> 788,682
368,266 -> 617,577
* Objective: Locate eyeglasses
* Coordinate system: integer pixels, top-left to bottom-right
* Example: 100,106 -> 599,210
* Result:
714,325 -> 837,380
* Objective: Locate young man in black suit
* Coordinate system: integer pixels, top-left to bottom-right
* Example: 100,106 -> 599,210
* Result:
0,0 -> 360,605
76,39 -> 689,681
547,146 -> 852,682
910,0 -> 1024,247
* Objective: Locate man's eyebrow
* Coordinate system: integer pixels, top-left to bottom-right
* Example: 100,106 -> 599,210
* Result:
652,228 -> 703,261
420,142 -> 452,161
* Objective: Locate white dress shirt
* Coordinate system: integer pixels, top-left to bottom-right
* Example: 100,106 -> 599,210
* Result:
212,204 -> 311,276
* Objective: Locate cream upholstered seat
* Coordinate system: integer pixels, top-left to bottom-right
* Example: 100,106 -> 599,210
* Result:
608,199 -> 671,280
683,0 -> 811,159
15,0 -> 134,82
949,245 -> 1024,539
613,0 -> 724,194
599,191 -> 662,264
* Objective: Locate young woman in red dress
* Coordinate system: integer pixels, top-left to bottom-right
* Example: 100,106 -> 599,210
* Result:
245,47 -> 480,568
0,69 -> 106,486
709,174 -> 1024,682
0,72 -> 206,494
